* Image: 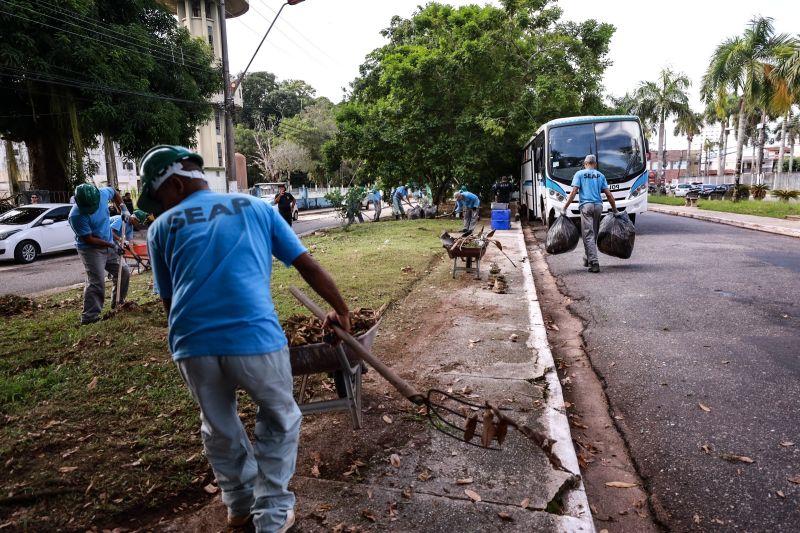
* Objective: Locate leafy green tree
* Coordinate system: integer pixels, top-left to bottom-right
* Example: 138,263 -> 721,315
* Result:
237,71 -> 316,128
0,0 -> 220,191
634,68 -> 691,181
702,17 -> 793,180
674,111 -> 703,177
333,0 -> 614,203
280,99 -> 337,183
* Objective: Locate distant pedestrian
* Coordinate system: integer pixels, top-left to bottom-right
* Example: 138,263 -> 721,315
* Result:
369,188 -> 382,221
454,191 -> 480,235
123,192 -> 135,213
562,154 -> 618,273
492,176 -> 513,204
68,183 -> 130,324
274,184 -> 296,227
29,194 -> 40,204
392,183 -> 413,220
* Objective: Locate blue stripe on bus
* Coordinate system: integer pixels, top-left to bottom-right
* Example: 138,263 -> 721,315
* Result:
545,178 -> 566,195
629,171 -> 648,193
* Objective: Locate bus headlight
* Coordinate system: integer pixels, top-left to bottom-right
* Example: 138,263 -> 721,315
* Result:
548,188 -> 565,202
629,183 -> 647,199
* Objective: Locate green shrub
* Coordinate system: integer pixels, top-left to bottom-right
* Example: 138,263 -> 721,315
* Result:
771,189 -> 800,202
750,183 -> 769,200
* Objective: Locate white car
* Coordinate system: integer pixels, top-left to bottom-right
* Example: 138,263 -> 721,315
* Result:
673,183 -> 693,197
0,203 -> 76,263
253,182 -> 299,221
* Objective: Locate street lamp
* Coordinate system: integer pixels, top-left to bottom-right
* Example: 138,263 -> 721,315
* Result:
219,0 -> 306,191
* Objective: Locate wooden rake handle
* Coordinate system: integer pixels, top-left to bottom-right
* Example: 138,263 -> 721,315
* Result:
289,287 -> 425,405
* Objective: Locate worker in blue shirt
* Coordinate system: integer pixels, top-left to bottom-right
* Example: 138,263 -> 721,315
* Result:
369,188 -> 382,221
454,190 -> 480,235
68,184 -> 130,325
392,183 -> 413,220
110,211 -> 144,242
138,145 -> 350,533
562,154 -> 618,273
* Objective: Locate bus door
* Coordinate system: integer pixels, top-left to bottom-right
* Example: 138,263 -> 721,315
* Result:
532,133 -> 545,220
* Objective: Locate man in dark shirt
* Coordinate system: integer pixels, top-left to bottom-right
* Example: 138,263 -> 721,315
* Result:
123,192 -> 135,213
274,184 -> 296,227
492,176 -> 513,203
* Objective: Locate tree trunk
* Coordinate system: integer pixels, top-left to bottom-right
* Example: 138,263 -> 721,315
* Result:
25,134 -> 69,191
789,139 -> 795,174
721,127 -> 729,180
778,112 -> 787,179
755,111 -> 767,183
681,136 -> 691,179
658,117 -> 666,181
4,140 -> 21,194
734,96 -> 746,179
103,135 -> 118,189
717,120 -> 725,183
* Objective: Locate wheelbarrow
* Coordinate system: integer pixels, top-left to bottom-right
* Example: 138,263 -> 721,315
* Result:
289,321 -> 380,430
441,231 -> 487,280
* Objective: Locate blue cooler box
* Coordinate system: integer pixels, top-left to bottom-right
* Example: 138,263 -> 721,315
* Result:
491,209 -> 511,230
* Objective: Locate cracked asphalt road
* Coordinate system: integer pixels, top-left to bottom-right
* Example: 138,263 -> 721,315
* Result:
535,211 -> 800,531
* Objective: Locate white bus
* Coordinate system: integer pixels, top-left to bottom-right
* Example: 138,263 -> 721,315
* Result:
519,115 -> 649,226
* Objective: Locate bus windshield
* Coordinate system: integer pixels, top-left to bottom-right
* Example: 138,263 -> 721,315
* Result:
549,120 -> 645,183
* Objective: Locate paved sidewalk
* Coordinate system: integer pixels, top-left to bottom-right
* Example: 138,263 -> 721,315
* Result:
156,222 -> 593,532
648,203 -> 800,238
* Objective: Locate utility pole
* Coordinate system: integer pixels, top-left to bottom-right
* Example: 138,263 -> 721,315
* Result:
218,0 -> 237,192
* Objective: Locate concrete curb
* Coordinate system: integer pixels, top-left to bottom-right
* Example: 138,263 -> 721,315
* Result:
516,224 -> 595,532
648,205 -> 800,239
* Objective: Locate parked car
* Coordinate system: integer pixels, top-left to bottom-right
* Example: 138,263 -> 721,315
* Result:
0,203 -> 75,264
697,184 -> 716,198
673,183 -> 694,197
700,184 -> 728,199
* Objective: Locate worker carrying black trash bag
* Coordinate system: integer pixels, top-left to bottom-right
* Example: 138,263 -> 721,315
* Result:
545,214 -> 580,254
598,212 -> 636,259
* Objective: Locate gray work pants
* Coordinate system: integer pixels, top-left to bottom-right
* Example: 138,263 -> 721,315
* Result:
176,348 -> 301,532
77,246 -> 130,323
580,203 -> 602,265
373,199 -> 382,221
462,207 -> 478,232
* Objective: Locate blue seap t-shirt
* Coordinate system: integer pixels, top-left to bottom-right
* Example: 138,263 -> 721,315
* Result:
110,215 -> 134,241
394,186 -> 407,199
148,190 -> 306,360
571,169 -> 609,206
68,187 -> 115,249
460,191 -> 480,208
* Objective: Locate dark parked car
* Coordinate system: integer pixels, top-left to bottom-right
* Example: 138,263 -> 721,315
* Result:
698,184 -> 717,199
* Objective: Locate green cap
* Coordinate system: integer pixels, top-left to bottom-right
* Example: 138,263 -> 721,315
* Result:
133,209 -> 148,221
75,183 -> 101,215
138,145 -> 203,214
459,185 -> 468,192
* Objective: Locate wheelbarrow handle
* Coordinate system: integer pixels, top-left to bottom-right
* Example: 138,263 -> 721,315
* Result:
289,287 -> 426,405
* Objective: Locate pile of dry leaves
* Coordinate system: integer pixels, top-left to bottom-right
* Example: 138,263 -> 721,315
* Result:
0,294 -> 36,317
283,307 -> 383,347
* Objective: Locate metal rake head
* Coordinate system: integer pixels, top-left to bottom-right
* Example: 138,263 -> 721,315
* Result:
425,389 -> 511,450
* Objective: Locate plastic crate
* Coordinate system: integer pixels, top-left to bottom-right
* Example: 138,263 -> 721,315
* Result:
491,209 -> 511,222
491,218 -> 511,230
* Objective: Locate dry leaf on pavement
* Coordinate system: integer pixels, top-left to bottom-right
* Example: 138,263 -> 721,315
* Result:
58,466 -> 78,473
361,509 -> 377,522
203,483 -> 219,494
698,403 -> 711,412
720,453 -> 754,464
701,444 -> 713,454
776,490 -> 785,498
520,498 -> 530,509
464,489 -> 481,502
497,512 -> 513,521
382,415 -> 393,424
87,376 -> 98,390
418,470 -> 431,481
780,441 -> 794,447
605,481 -> 638,488
463,414 -> 478,442
390,454 -> 401,468
787,475 -> 800,485
456,478 -> 473,485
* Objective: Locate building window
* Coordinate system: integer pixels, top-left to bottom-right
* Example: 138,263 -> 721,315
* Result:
217,142 -> 223,167
123,162 -> 134,171
207,24 -> 214,53
205,1 -> 214,20
215,109 -> 221,135
192,1 -> 201,17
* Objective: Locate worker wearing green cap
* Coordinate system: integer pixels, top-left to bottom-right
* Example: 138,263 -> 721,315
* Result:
139,145 -> 350,532
68,183 -> 130,325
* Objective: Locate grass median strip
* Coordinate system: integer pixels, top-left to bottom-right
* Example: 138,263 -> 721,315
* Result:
0,218 -> 455,529
649,195 -> 800,219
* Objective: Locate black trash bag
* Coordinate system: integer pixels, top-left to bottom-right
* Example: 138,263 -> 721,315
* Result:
423,205 -> 439,219
597,212 -> 636,259
408,206 -> 423,219
545,214 -> 580,254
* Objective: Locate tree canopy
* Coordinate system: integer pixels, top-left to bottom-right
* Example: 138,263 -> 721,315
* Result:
0,0 -> 221,191
329,0 -> 615,202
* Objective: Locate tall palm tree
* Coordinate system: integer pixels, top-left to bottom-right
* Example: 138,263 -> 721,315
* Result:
702,17 -> 793,182
674,111 -> 703,178
635,68 -> 691,182
773,39 -> 800,178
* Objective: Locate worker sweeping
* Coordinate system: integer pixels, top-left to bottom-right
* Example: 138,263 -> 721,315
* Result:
454,190 -> 480,235
138,145 -> 350,533
68,183 -> 130,325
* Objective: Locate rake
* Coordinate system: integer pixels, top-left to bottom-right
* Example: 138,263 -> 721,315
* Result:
290,287 -> 507,450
